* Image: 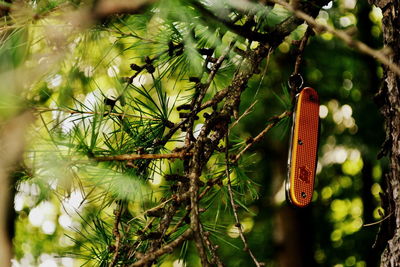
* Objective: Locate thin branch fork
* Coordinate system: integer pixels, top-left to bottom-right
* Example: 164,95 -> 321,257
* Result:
188,170 -> 211,266
270,0 -> 400,76
188,43 -> 234,113
363,211 -> 394,227
167,207 -> 191,236
95,152 -> 192,162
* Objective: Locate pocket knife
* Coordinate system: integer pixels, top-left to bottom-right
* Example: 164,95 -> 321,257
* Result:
286,87 -> 320,208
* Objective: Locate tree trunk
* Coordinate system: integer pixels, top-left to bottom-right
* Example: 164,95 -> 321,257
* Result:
0,112 -> 33,267
370,0 -> 400,266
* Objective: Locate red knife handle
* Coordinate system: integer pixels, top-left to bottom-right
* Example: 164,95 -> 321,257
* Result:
286,87 -> 319,208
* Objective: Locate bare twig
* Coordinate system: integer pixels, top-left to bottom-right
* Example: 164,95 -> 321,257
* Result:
253,47 -> 273,101
129,229 -> 193,267
126,199 -> 173,228
138,217 -> 156,234
128,194 -> 191,233
225,132 -> 263,267
293,26 -> 312,76
363,212 -> 394,227
95,152 -> 192,162
233,111 -> 291,163
270,0 -> 400,76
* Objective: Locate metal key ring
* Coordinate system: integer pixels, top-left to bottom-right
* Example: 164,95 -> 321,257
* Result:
288,73 -> 304,93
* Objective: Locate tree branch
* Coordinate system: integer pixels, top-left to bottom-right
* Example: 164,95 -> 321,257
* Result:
202,225 -> 224,267
109,200 -> 124,267
270,0 -> 400,76
129,229 -> 193,267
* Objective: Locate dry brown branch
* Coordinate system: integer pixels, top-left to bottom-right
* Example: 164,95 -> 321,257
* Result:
270,0 -> 400,76
188,172 -> 210,266
148,203 -> 179,256
363,212 -> 394,227
183,44 -> 273,267
143,198 -> 173,218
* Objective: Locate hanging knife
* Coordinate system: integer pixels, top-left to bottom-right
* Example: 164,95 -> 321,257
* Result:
286,87 -> 320,208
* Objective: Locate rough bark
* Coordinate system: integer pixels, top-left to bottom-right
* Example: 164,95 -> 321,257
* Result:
370,0 -> 400,266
